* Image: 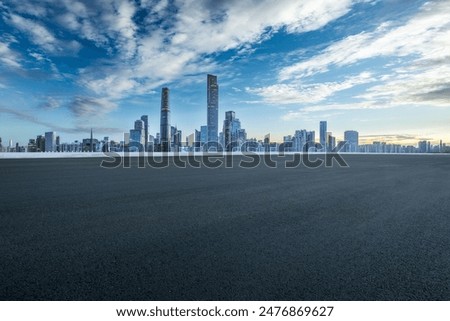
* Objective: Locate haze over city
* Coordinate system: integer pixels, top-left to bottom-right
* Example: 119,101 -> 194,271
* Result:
0,0 -> 449,146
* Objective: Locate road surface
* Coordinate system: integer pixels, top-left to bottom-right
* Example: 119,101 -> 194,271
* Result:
0,154 -> 449,300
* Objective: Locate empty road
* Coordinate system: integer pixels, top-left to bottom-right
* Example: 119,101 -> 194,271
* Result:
1,154 -> 449,300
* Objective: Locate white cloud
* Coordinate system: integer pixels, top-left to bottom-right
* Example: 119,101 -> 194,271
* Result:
358,64 -> 450,107
98,0 -> 138,58
170,0 -> 353,54
34,0 -> 356,114
80,70 -> 140,99
247,72 -> 374,104
245,0 -> 450,115
55,2 -> 109,48
0,105 -> 122,134
8,13 -> 81,55
281,101 -> 390,121
5,0 -> 48,17
0,41 -> 21,68
1,0 -> 366,116
68,96 -> 117,117
29,52 -> 45,62
279,1 -> 450,81
39,97 -> 60,110
65,2 -> 355,87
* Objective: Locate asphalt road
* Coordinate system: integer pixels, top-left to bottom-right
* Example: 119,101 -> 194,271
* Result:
0,154 -> 449,300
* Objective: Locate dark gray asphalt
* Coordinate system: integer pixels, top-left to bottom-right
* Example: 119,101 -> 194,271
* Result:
0,154 -> 449,300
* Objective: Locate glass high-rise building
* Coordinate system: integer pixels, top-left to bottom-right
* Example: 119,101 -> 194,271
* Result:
320,121 -> 327,151
45,131 -> 56,152
207,74 -> 218,144
160,87 -> 171,152
293,130 -> 307,152
140,115 -> 149,152
344,130 -> 359,152
130,119 -> 145,150
223,111 -> 245,151
36,135 -> 45,152
306,131 -> 315,151
134,119 -> 144,131
223,111 -> 235,151
200,125 -> 208,145
129,129 -> 143,151
327,132 -> 336,151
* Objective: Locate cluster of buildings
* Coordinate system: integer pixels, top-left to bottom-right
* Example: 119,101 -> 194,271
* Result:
117,76 -> 248,152
358,140 -> 448,154
0,74 -> 448,154
0,130 -> 109,153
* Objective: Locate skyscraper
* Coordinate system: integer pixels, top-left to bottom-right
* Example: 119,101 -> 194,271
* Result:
195,129 -> 201,151
306,131 -> 315,151
173,129 -> 182,152
200,125 -> 208,145
141,115 -> 149,151
45,131 -> 56,152
207,74 -> 218,144
327,132 -> 336,151
90,128 -> 93,152
130,119 -> 145,151
418,140 -> 428,153
160,87 -> 171,152
223,111 -> 235,151
344,130 -> 359,152
134,119 -> 144,132
264,133 -> 270,152
27,139 -> 37,152
170,125 -> 181,151
56,136 -> 60,152
293,130 -> 307,152
129,129 -> 142,151
186,133 -> 195,149
320,121 -> 327,151
36,135 -> 45,152
223,111 -> 245,151
103,136 -> 110,152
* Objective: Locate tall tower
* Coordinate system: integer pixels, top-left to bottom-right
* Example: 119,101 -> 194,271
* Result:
45,132 -> 56,152
320,121 -> 327,151
141,115 -> 149,151
223,111 -> 235,152
131,119 -> 145,150
160,87 -> 171,152
207,74 -> 218,144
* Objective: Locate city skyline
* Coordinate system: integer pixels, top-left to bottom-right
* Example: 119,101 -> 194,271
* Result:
0,72 -> 449,153
1,0 -> 449,146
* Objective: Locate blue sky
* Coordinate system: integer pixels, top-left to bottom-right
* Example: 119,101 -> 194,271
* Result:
0,0 -> 449,146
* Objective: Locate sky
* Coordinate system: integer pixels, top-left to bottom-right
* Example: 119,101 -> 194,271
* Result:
0,0 -> 449,146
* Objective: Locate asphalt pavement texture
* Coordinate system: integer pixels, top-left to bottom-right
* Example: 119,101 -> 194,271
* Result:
1,154 -> 449,300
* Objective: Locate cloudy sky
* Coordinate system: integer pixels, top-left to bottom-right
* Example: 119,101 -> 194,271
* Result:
0,0 -> 449,145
